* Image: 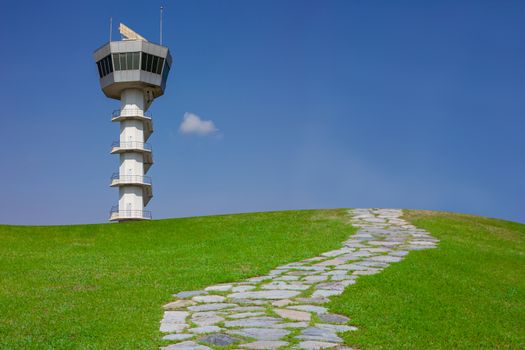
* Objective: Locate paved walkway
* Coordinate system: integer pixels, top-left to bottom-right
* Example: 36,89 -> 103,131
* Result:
159,209 -> 438,350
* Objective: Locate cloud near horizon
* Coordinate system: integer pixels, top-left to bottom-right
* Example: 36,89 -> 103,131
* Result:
179,112 -> 218,136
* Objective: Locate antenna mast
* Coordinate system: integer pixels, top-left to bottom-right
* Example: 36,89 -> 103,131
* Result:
109,17 -> 113,42
160,5 -> 164,45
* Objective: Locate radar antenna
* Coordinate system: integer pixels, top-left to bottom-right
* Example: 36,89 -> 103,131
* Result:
119,23 -> 148,42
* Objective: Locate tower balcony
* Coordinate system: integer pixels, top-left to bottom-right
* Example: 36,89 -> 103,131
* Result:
110,173 -> 152,187
110,141 -> 153,173
110,173 -> 153,206
112,109 -> 154,141
109,205 -> 152,222
111,140 -> 152,153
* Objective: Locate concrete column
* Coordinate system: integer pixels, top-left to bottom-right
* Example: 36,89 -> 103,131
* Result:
117,89 -> 148,218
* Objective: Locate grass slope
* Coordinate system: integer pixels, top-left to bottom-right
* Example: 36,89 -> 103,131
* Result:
0,209 -> 354,350
330,210 -> 525,349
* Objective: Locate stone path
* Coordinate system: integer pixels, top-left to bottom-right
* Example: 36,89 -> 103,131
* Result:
159,209 -> 438,350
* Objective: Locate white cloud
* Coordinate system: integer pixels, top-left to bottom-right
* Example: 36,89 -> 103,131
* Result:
179,112 -> 218,136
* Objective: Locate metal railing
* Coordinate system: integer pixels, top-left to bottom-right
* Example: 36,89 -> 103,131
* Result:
112,108 -> 152,119
110,173 -> 152,185
110,206 -> 152,220
111,141 -> 152,151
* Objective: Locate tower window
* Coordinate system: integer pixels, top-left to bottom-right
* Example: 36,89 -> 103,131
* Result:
96,61 -> 103,78
102,52 -> 164,75
152,56 -> 159,74
120,53 -> 127,70
111,52 -> 141,71
127,53 -> 133,69
132,52 -> 140,69
141,52 -> 147,70
96,55 -> 114,78
139,52 -> 165,74
156,57 -> 164,74
112,54 -> 120,70
147,54 -> 154,72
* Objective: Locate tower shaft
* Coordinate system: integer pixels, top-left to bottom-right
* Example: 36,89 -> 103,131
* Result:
109,89 -> 154,221
119,89 -> 147,219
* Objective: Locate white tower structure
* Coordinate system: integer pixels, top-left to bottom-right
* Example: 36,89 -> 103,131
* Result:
94,23 -> 172,222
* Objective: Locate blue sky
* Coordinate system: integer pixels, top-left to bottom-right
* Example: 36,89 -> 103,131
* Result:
0,0 -> 523,225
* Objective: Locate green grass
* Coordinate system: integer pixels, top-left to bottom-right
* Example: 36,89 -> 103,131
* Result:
3,209 -> 524,349
0,209 -> 354,350
329,210 -> 525,349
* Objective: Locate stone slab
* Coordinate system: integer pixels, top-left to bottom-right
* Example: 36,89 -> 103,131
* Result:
193,295 -> 226,303
288,305 -> 327,314
229,327 -> 290,340
274,308 -> 311,321
188,303 -> 237,312
162,333 -> 195,341
318,313 -> 349,324
240,341 -> 289,349
205,284 -> 233,292
191,312 -> 225,326
198,333 -> 241,346
188,325 -> 223,334
174,290 -> 208,298
297,341 -> 340,349
228,290 -> 300,300
224,317 -> 282,328
161,341 -> 212,350
164,300 -> 196,310
296,327 -> 342,342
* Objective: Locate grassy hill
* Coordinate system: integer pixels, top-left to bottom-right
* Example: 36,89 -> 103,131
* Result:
331,210 -> 525,349
0,209 -> 523,349
0,209 -> 353,349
